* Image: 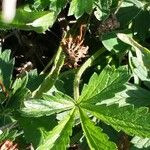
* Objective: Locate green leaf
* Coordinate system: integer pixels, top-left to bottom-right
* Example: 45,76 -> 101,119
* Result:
102,31 -> 130,55
117,33 -> 150,70
78,66 -> 130,103
131,57 -> 150,82
8,75 -> 29,109
132,10 -> 150,40
100,83 -> 150,107
79,108 -> 117,150
27,69 -> 45,92
0,50 -> 14,90
126,0 -> 144,8
93,0 -> 113,20
32,0 -> 68,14
37,109 -> 75,150
32,46 -> 65,98
116,2 -> 140,28
131,136 -> 150,149
55,70 -> 76,97
81,103 -> 150,138
32,0 -> 51,10
68,0 -> 93,18
18,115 -> 57,148
21,91 -> 74,117
12,74 -> 28,94
0,129 -> 18,142
50,0 -> 68,14
0,9 -> 57,33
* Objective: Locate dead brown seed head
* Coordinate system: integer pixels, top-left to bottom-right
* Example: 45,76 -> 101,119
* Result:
61,25 -> 89,68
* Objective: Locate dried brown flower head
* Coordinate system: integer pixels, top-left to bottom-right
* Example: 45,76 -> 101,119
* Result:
61,25 -> 89,68
97,14 -> 120,35
91,14 -> 120,37
0,140 -> 18,150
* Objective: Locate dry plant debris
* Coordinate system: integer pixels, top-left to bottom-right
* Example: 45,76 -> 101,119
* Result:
61,25 -> 89,68
0,140 -> 18,150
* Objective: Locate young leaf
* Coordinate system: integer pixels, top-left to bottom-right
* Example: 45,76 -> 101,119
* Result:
78,66 -> 130,103
81,103 -> 150,138
68,0 -> 93,18
21,92 -> 74,117
37,109 -> 75,150
0,50 -> 14,90
79,108 -> 117,150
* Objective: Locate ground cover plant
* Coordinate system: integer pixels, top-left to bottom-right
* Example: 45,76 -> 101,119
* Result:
0,0 -> 150,149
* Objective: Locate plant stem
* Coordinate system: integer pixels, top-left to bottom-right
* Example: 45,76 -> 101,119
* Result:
40,55 -> 55,74
73,47 -> 106,100
32,46 -> 65,98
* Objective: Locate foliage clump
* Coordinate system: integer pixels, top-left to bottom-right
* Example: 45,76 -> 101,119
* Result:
0,0 -> 150,149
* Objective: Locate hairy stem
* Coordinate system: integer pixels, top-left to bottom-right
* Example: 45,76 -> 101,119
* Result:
73,47 -> 106,100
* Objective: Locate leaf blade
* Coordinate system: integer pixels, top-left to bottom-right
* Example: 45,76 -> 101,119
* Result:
81,103 -> 150,138
0,9 -> 57,33
21,92 -> 74,117
79,66 -> 130,103
117,33 -> 150,70
79,108 -> 117,150
37,108 -> 75,150
0,50 -> 14,90
68,0 -> 93,18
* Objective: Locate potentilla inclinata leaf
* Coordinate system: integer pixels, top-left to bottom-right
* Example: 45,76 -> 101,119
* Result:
2,0 -> 17,23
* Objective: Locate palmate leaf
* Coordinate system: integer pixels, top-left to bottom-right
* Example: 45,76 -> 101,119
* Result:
81,103 -> 150,138
37,108 -> 75,150
68,0 -> 93,18
21,91 -> 74,117
79,108 -> 117,150
78,66 -> 130,103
